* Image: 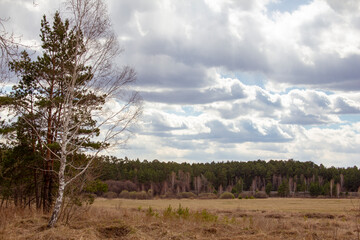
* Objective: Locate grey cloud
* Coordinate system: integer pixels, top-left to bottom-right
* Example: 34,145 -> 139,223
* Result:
217,88 -> 283,119
197,120 -> 293,143
333,97 -> 360,114
111,0 -> 269,90
140,82 -> 247,104
121,52 -> 212,88
280,90 -> 336,125
325,0 -> 360,14
280,108 -> 334,125
289,90 -> 331,110
142,112 -> 188,135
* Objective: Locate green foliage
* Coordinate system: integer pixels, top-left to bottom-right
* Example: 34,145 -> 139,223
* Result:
85,179 -> 108,195
146,207 -> 159,217
278,180 -> 290,197
265,182 -> 272,195
0,10 -> 109,212
322,182 -> 330,196
233,178 -> 243,194
219,192 -> 235,199
94,157 -> 360,197
176,204 -> 190,218
163,205 -> 175,218
309,183 -> 322,197
177,192 -> 197,199
194,209 -> 218,222
162,204 -> 190,219
222,216 -> 236,224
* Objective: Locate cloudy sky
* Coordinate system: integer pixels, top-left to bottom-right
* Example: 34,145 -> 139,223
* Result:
1,0 -> 360,167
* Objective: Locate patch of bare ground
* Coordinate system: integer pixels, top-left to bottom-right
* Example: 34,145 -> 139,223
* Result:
1,198 -> 360,239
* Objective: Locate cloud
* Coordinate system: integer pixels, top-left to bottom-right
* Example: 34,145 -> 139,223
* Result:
140,78 -> 247,104
2,0 -> 360,167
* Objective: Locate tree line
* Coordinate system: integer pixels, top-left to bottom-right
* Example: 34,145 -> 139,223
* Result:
98,156 -> 360,198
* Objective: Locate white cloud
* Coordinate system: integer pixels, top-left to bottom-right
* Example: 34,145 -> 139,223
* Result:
2,0 -> 360,167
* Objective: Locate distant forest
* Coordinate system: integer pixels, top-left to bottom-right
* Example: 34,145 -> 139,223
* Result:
1,150 -> 360,208
98,157 -> 360,198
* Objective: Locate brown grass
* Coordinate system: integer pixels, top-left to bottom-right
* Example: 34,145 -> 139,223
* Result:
1,198 -> 359,240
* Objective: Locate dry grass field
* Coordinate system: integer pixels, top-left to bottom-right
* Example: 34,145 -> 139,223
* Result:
1,198 -> 360,239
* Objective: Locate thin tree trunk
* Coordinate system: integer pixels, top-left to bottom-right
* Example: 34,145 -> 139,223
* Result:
34,169 -> 40,209
48,160 -> 66,228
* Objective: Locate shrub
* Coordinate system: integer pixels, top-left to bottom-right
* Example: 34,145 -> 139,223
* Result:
129,191 -> 137,199
254,191 -> 268,198
160,192 -> 177,199
105,180 -> 137,194
177,192 -> 197,199
119,190 -> 130,199
147,189 -> 153,197
146,207 -> 158,217
239,192 -> 254,199
162,204 -> 190,219
194,209 -> 218,222
136,191 -> 149,199
176,204 -> 190,218
103,191 -> 118,199
85,179 -> 108,196
198,193 -> 217,199
163,205 -> 175,218
219,192 -> 235,199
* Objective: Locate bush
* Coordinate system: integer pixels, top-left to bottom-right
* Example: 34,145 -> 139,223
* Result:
194,209 -> 218,222
136,191 -> 149,199
177,192 -> 197,199
85,179 -> 108,196
103,191 -> 117,199
160,192 -> 177,199
105,180 -> 137,194
198,193 -> 218,199
129,191 -> 137,199
254,191 -> 268,198
239,192 -> 254,199
119,190 -> 130,199
148,189 -> 153,197
219,192 -> 235,199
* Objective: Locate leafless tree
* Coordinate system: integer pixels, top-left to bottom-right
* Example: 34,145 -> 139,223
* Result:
0,18 -> 18,85
44,0 -> 142,227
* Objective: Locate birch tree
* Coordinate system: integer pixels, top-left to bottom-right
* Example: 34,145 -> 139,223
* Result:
0,18 -> 18,84
6,0 -> 141,227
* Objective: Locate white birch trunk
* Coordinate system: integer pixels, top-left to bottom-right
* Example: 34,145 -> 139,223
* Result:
48,160 -> 66,227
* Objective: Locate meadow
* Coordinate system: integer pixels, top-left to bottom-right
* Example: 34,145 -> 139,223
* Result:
1,198 -> 359,239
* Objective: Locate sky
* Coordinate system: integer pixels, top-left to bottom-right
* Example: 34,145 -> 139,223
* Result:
1,0 -> 360,167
